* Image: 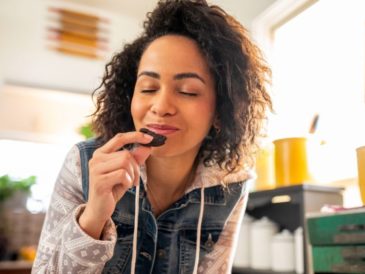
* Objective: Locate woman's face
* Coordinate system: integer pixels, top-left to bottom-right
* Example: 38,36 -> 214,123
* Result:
131,35 -> 216,159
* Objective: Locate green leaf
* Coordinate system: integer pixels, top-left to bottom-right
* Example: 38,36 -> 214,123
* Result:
0,175 -> 37,202
79,123 -> 94,139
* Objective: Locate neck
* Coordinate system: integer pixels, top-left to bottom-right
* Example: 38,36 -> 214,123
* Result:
145,147 -> 200,216
146,153 -> 197,197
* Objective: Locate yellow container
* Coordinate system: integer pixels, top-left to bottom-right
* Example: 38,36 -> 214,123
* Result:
274,137 -> 311,186
356,145 -> 365,204
255,143 -> 275,190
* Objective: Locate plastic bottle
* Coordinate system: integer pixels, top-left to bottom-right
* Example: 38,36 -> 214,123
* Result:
295,227 -> 304,273
271,229 -> 295,272
250,217 -> 278,269
233,215 -> 254,267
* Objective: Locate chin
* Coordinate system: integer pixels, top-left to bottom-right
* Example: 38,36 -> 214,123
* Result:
149,146 -> 177,158
149,141 -> 202,160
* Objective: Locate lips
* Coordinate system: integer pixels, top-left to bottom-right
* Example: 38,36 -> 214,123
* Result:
146,123 -> 180,135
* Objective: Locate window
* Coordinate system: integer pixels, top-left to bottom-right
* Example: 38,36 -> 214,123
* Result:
253,0 -> 365,205
0,140 -> 71,212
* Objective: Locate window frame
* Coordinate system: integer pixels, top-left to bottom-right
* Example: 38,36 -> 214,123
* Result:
251,0 -> 319,65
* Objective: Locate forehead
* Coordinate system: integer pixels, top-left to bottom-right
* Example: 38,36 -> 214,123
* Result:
138,35 -> 211,75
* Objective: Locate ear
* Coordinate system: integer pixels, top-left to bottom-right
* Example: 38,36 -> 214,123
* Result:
213,116 -> 221,132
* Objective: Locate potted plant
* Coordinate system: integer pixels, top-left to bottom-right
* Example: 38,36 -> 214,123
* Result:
79,122 -> 95,139
0,175 -> 36,209
0,175 -> 36,260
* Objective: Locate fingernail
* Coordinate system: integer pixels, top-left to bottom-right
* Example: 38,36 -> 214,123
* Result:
143,134 -> 153,140
126,173 -> 132,183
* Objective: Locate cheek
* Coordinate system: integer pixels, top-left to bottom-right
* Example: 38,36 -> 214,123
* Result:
204,95 -> 216,124
189,100 -> 216,133
131,95 -> 143,124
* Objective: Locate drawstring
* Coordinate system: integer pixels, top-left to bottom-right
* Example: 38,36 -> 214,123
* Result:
193,186 -> 205,274
131,184 -> 140,274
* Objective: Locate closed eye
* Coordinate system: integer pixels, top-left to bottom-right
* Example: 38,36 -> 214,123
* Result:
141,89 -> 157,93
180,91 -> 198,97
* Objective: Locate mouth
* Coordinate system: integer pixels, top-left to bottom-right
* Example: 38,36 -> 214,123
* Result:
146,124 -> 180,135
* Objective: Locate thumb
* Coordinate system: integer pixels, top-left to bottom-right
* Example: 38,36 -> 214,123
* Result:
131,145 -> 152,165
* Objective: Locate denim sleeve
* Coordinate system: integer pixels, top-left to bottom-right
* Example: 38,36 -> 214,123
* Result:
31,145 -> 117,274
198,189 -> 248,274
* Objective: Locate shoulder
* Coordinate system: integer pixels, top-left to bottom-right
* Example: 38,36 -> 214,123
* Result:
75,137 -> 103,151
75,138 -> 104,162
64,145 -> 81,170
188,162 -> 253,193
62,139 -> 102,181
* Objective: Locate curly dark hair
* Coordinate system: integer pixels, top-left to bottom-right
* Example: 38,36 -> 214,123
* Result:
92,0 -> 272,173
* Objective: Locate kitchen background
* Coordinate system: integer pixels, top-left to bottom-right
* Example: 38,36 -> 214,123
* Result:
0,0 -> 280,212
0,0 -> 364,273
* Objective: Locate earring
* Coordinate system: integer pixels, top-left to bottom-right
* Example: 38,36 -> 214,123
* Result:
213,119 -> 221,134
204,127 -> 215,142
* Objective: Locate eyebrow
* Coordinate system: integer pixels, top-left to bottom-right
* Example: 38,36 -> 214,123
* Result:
137,71 -> 160,79
137,71 -> 206,84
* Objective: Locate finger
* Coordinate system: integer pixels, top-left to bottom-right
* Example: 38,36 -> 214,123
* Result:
95,151 -> 137,179
112,184 -> 128,202
99,169 -> 134,192
131,145 -> 152,165
99,132 -> 153,153
108,153 -> 140,184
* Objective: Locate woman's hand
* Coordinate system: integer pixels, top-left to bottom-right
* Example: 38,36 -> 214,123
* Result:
79,131 -> 153,239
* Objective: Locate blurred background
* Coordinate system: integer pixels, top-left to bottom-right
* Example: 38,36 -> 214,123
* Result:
0,0 -> 277,211
0,0 -> 364,273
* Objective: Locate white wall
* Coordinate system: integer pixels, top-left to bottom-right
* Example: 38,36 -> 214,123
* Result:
0,0 -> 141,93
213,0 -> 277,31
0,84 -> 95,143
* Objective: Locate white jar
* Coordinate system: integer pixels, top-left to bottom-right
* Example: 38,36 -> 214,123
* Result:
233,214 -> 254,267
294,227 -> 304,274
250,217 -> 278,269
271,229 -> 295,272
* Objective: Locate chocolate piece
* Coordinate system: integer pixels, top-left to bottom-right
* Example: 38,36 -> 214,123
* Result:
139,128 -> 166,147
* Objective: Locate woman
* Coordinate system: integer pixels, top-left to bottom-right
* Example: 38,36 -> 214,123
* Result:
32,0 -> 271,273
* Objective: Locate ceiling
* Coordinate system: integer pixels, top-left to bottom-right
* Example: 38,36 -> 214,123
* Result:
63,0 -> 277,28
64,0 -> 159,19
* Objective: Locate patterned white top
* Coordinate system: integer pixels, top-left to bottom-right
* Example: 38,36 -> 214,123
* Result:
32,145 -> 250,274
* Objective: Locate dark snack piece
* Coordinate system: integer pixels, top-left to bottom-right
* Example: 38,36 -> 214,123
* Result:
139,128 -> 167,147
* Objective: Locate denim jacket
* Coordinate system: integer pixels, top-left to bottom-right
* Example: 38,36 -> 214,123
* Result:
77,138 -> 246,274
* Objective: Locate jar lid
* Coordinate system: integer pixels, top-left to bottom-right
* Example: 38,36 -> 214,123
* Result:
252,216 -> 278,228
242,214 -> 254,224
295,227 -> 303,235
272,229 -> 294,242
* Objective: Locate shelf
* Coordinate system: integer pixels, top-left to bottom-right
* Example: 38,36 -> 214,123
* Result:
248,184 -> 344,208
242,184 -> 344,274
0,260 -> 32,274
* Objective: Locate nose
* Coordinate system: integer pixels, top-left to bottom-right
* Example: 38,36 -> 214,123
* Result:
150,88 -> 177,117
